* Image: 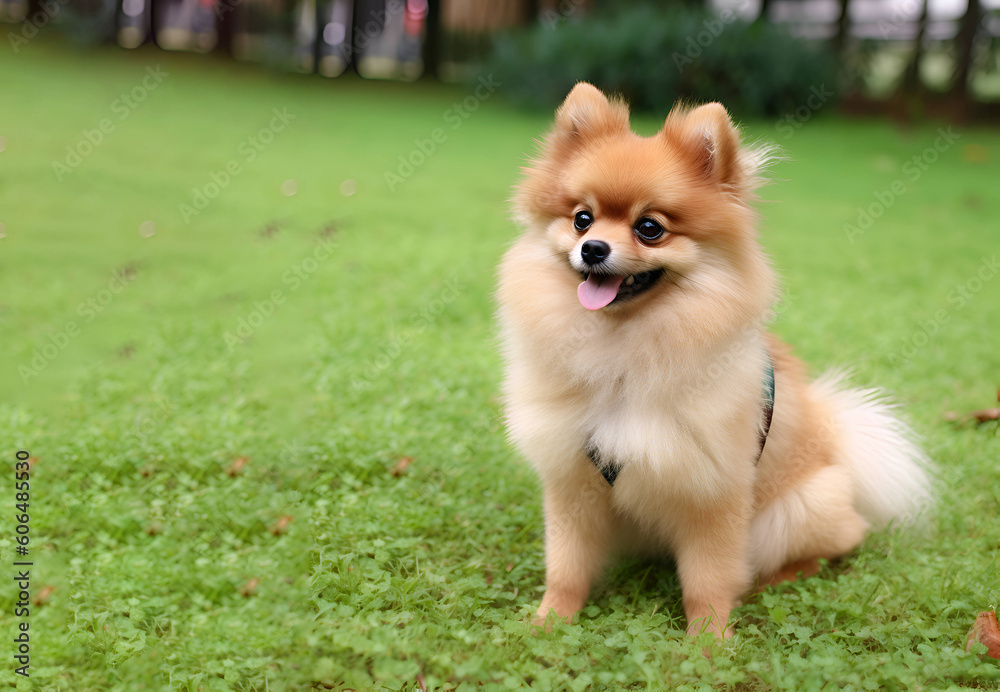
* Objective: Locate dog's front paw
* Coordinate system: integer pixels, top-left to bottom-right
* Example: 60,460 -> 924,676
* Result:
531,590 -> 585,631
685,614 -> 734,639
530,606 -> 564,632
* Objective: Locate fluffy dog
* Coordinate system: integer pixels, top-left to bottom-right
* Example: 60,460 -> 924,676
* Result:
496,83 -> 933,637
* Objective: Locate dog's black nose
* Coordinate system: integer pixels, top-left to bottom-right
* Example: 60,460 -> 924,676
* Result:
580,240 -> 610,266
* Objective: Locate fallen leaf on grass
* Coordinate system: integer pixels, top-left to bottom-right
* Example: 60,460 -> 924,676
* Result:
225,456 -> 249,477
144,522 -> 163,536
239,578 -> 260,598
963,144 -> 989,163
967,610 -> 1000,660
117,263 -> 139,281
269,515 -> 294,536
25,456 -> 39,472
390,456 -> 413,477
945,399 -> 1000,427
33,586 -> 55,606
970,408 -> 1000,424
259,221 -> 281,239
416,673 -> 427,692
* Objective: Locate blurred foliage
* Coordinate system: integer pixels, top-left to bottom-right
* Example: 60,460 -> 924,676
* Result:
484,3 -> 838,117
54,0 -> 119,45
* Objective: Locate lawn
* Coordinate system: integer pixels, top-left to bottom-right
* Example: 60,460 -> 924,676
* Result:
1,37 -> 999,691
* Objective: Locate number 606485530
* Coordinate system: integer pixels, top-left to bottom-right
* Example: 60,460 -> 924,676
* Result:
14,450 -> 30,548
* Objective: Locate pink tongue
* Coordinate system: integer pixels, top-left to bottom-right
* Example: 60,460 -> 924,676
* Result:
578,274 -> 625,311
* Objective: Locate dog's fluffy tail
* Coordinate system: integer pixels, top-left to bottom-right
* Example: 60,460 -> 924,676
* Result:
812,371 -> 935,530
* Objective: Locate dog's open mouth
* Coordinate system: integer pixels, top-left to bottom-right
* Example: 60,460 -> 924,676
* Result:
578,269 -> 664,310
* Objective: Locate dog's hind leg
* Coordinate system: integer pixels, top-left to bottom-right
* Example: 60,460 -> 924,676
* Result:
757,558 -> 821,589
750,463 -> 868,587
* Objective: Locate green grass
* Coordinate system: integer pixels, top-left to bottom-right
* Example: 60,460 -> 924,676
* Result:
1,37 -> 999,691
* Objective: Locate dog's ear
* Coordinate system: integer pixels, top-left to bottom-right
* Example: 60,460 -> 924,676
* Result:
553,82 -> 630,139
663,102 -> 742,187
514,84 -> 631,226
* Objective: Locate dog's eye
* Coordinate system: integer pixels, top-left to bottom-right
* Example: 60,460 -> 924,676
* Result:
634,218 -> 664,242
573,211 -> 593,231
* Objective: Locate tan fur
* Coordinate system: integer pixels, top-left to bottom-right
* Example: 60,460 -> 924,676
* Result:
497,83 -> 933,638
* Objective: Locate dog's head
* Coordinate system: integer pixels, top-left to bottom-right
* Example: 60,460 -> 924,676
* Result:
514,83 -> 774,314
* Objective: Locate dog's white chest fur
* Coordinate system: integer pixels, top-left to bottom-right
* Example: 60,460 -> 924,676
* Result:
583,382 -> 755,510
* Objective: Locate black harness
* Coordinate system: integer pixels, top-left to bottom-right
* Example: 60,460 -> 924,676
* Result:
588,355 -> 776,487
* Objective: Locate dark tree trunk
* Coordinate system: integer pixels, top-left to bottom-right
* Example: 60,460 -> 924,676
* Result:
949,0 -> 981,102
215,0 -> 238,55
525,0 -> 540,23
897,0 -> 929,96
832,0 -> 851,55
756,0 -> 773,24
423,0 -> 441,79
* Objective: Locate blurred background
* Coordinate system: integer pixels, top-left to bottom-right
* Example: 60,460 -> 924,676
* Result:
2,0 -> 999,119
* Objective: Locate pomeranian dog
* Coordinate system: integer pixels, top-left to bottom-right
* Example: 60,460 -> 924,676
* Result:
496,83 -> 933,637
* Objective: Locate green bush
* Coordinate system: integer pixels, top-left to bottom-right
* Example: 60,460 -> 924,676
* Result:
55,0 -> 119,45
484,4 -> 837,118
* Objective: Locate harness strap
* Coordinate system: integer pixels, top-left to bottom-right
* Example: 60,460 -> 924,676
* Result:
756,354 -> 776,465
587,445 -> 619,486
